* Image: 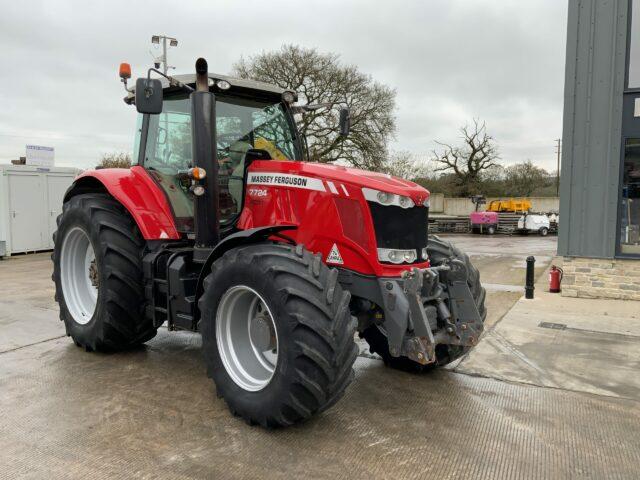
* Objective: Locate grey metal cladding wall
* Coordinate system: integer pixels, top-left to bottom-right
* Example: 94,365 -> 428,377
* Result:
559,0 -> 628,258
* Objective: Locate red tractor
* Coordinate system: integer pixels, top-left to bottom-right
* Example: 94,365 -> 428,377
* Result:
52,59 -> 486,427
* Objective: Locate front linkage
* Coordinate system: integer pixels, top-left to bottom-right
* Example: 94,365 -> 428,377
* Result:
377,259 -> 483,365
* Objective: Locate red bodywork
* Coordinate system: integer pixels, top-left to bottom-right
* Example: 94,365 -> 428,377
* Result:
71,166 -> 180,240
74,161 -> 431,278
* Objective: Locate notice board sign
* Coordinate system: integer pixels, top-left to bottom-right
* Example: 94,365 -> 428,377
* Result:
25,145 -> 55,167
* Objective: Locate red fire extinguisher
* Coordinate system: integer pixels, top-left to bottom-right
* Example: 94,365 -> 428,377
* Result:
549,265 -> 563,293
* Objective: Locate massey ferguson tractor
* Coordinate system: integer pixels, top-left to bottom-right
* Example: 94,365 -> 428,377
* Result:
52,58 -> 486,428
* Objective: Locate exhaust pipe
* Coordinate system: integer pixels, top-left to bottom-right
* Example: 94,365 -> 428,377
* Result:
195,57 -> 209,92
190,58 -> 219,257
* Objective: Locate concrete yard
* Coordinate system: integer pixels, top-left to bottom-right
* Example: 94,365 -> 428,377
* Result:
1,235 -> 639,479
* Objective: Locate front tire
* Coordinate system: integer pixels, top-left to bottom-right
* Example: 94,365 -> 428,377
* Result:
52,193 -> 157,351
199,243 -> 358,427
362,235 -> 486,372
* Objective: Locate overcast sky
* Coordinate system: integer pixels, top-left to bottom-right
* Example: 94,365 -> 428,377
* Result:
0,0 -> 567,171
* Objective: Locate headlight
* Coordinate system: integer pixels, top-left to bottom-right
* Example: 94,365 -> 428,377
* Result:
216,80 -> 231,90
421,247 -> 429,260
377,191 -> 392,204
402,250 -> 417,263
399,196 -> 412,208
363,188 -> 415,209
378,248 -> 418,264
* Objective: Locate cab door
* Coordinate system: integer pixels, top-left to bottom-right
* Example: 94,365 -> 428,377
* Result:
142,96 -> 195,232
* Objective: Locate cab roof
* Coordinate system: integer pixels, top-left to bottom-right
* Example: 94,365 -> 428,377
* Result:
125,72 -> 286,104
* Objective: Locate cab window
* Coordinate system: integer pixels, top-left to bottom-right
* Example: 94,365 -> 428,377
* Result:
143,96 -> 194,231
142,94 -> 298,231
216,96 -> 298,218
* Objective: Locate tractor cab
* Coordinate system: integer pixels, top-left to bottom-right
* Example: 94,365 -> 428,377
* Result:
126,72 -> 304,234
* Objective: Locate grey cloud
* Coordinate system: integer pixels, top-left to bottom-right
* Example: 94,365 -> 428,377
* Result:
0,0 -> 567,170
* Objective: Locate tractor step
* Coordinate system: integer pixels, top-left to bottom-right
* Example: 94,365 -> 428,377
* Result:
143,246 -> 200,331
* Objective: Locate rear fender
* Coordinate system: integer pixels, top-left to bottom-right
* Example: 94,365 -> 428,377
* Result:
64,166 -> 180,240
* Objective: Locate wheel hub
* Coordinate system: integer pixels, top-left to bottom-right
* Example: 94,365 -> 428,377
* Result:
215,286 -> 279,392
88,259 -> 99,288
249,314 -> 276,352
59,227 -> 98,325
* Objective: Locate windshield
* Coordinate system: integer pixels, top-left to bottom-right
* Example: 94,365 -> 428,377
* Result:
141,94 -> 299,231
216,95 -> 298,162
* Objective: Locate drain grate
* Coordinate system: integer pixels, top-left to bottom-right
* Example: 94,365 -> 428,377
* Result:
537,322 -> 640,340
538,322 -> 567,330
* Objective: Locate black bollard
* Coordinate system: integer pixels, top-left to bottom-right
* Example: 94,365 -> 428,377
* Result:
525,256 -> 535,299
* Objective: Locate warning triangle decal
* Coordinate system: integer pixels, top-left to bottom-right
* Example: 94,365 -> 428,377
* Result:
326,244 -> 344,264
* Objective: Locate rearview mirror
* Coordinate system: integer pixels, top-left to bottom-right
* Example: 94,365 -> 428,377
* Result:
339,107 -> 350,137
135,78 -> 163,114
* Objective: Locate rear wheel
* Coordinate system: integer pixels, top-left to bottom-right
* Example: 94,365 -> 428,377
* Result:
361,235 -> 486,372
52,193 -> 157,351
199,243 -> 358,427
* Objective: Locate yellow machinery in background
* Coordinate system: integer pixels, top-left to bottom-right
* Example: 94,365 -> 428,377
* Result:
487,198 -> 532,213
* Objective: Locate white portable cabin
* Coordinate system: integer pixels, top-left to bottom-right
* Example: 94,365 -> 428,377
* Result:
0,165 -> 80,257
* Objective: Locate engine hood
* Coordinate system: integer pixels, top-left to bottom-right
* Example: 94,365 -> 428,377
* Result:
249,160 -> 430,205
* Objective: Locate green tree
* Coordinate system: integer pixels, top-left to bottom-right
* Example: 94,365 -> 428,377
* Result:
503,160 -> 550,196
233,45 -> 396,170
478,164 -> 506,197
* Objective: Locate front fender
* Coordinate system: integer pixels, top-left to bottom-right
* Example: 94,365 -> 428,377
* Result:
65,166 -> 180,240
194,225 -> 297,322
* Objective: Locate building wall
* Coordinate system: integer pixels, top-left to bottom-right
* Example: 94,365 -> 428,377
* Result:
558,0 -> 629,258
429,193 -> 445,213
562,257 -> 640,300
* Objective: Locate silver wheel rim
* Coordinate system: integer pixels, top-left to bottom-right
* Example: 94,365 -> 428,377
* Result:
216,285 -> 279,392
60,227 -> 98,325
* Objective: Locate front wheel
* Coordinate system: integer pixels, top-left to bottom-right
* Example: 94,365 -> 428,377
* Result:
539,227 -> 549,236
199,243 -> 358,428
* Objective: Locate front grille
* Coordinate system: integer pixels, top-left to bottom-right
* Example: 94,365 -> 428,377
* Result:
367,202 -> 429,257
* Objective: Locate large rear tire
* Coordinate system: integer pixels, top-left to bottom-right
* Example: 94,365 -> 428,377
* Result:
199,243 -> 358,428
52,193 -> 157,351
361,235 -> 486,372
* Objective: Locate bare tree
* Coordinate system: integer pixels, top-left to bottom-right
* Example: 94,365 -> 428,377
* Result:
381,151 -> 430,180
98,152 -> 131,169
503,160 -> 550,196
233,45 -> 396,171
431,119 -> 499,196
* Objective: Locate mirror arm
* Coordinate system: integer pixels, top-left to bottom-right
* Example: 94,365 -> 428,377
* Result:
291,102 -> 334,114
146,68 -> 195,93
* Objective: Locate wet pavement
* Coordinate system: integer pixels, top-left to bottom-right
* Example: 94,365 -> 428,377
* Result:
1,235 -> 639,479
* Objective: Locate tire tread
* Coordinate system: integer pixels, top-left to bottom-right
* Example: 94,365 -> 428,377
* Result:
52,193 -> 157,352
199,243 -> 358,428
